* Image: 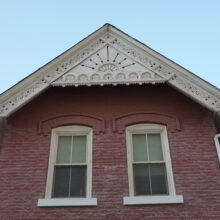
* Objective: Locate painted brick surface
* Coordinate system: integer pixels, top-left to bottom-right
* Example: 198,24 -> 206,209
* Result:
0,84 -> 219,220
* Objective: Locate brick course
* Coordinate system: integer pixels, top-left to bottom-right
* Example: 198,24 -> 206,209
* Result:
0,84 -> 219,220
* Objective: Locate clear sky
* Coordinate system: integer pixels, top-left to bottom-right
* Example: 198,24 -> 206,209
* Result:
0,0 -> 220,94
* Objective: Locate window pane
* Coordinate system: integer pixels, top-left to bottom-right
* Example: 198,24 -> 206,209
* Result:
70,166 -> 86,197
53,166 -> 70,197
148,134 -> 163,161
133,164 -> 150,195
150,164 -> 168,195
56,136 -> 72,163
132,134 -> 148,161
72,136 -> 86,163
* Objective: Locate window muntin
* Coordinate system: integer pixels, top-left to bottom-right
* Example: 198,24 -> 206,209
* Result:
45,126 -> 92,199
126,124 -> 176,197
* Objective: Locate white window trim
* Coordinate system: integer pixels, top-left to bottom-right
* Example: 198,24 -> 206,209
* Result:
124,123 -> 183,205
38,198 -> 97,207
123,195 -> 183,205
214,133 -> 220,162
38,125 -> 97,207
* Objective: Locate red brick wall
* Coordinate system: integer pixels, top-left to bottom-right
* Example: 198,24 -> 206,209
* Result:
0,84 -> 219,220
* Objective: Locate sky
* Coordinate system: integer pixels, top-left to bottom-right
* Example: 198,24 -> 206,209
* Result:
0,0 -> 220,94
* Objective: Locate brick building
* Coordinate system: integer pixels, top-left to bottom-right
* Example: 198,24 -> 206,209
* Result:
0,24 -> 220,219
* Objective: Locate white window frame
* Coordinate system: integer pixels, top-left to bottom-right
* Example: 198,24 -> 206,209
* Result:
38,125 -> 97,207
214,133 -> 220,162
123,124 -> 183,205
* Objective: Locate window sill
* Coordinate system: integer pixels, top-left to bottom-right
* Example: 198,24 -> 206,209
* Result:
123,195 -> 184,205
37,198 -> 98,207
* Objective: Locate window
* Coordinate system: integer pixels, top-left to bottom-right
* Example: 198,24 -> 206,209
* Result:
124,124 -> 183,205
214,133 -> 220,162
38,125 -> 97,207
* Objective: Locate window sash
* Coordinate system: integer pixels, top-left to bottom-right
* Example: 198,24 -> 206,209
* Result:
126,124 -> 176,197
132,133 -> 164,163
133,163 -> 168,196
56,135 -> 87,164
52,165 -> 87,198
55,135 -> 88,167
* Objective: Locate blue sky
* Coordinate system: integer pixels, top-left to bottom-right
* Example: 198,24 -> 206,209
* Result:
0,0 -> 220,93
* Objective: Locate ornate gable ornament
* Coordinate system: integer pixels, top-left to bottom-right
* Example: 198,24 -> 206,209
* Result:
0,24 -> 220,117
52,43 -> 168,87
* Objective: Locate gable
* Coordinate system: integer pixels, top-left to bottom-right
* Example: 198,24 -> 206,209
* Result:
0,24 -> 219,117
52,44 -> 167,87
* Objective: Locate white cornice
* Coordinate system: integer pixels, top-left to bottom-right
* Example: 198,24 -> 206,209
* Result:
0,24 -> 219,116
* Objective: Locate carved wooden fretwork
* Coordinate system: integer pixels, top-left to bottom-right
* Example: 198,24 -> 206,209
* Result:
0,38 -> 105,116
0,24 -> 219,117
170,75 -> 220,110
109,37 -> 175,79
108,36 -> 220,111
52,44 -> 167,87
